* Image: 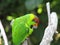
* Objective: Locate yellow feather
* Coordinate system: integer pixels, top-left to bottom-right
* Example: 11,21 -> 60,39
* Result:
30,13 -> 35,20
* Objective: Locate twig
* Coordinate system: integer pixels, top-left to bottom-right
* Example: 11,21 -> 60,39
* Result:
39,2 -> 58,45
46,2 -> 51,25
0,20 -> 8,45
22,38 -> 32,45
22,39 -> 28,45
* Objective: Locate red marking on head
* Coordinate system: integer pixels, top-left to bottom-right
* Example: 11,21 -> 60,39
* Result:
33,17 -> 39,27
34,17 -> 39,24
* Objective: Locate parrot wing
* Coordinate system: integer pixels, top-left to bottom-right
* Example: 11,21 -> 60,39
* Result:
12,22 -> 29,45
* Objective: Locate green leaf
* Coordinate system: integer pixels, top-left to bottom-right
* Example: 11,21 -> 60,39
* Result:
25,0 -> 43,11
6,16 -> 13,21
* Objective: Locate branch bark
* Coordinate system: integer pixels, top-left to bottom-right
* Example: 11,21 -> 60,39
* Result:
22,38 -> 32,45
0,20 -> 8,45
39,2 -> 58,45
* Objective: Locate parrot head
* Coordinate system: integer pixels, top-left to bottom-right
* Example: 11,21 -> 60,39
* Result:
29,14 -> 39,29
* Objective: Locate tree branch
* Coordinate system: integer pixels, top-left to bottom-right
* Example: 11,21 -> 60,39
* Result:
22,38 -> 32,45
39,2 -> 58,45
0,20 -> 8,45
22,39 -> 28,45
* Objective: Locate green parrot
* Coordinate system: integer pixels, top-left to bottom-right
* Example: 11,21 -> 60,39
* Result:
11,13 -> 39,45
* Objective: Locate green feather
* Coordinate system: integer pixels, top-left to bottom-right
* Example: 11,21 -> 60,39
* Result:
12,14 -> 36,45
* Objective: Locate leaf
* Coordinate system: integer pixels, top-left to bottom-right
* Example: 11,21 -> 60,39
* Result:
6,16 -> 13,21
25,0 -> 43,11
37,7 -> 42,14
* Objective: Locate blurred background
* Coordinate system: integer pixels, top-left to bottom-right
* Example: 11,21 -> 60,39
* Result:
0,0 -> 60,45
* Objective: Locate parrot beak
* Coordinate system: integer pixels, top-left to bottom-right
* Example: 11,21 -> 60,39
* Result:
32,16 -> 39,29
32,23 -> 38,29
